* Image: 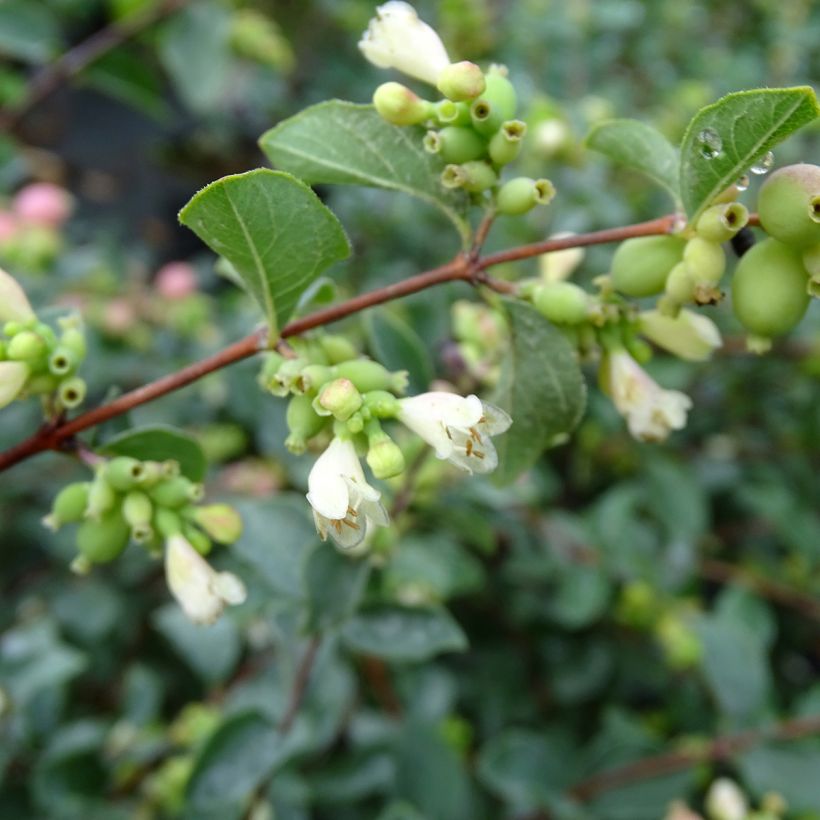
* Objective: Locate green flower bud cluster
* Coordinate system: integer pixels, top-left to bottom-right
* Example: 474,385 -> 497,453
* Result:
257,334 -> 407,470
451,300 -> 507,385
371,64 -> 555,216
731,163 -> 820,351
43,456 -> 242,568
0,313 -> 88,411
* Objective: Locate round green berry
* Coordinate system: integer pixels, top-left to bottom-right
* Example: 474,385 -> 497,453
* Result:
757,163 -> 820,248
731,238 -> 810,338
610,235 -> 686,297
76,509 -> 130,563
533,282 -> 589,324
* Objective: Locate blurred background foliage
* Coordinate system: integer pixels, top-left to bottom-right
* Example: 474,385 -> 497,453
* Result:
1,0 -> 820,818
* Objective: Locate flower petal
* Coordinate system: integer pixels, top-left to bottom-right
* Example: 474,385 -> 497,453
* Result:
307,437 -> 352,520
0,268 -> 35,324
0,361 -> 28,408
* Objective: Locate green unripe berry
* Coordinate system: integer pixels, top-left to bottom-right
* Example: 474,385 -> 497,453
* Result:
532,282 -> 589,324
683,237 -> 726,285
732,237 -> 810,338
48,346 -> 78,377
123,490 -> 153,527
150,476 -> 197,509
610,235 -> 686,297
85,473 -> 118,519
58,377 -> 86,408
665,261 -> 696,303
695,202 -> 749,242
299,364 -> 333,394
436,61 -> 486,102
317,334 -> 358,364
495,177 -> 556,215
424,126 -> 486,164
286,393 -> 326,453
372,81 -> 433,126
76,509 -> 130,563
43,482 -> 91,531
334,359 -> 407,394
758,163 -> 820,248
458,161 -> 497,193
25,372 -> 58,395
59,325 -> 87,360
488,120 -> 527,166
433,99 -> 471,126
154,507 -> 183,539
6,330 -> 47,365
363,390 -> 401,418
803,244 -> 820,278
470,68 -> 517,136
366,428 -> 405,479
104,457 -> 146,491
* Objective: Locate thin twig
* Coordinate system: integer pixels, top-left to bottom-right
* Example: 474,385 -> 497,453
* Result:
0,0 -> 191,133
0,216 -> 681,473
570,714 -> 820,802
278,634 -> 322,735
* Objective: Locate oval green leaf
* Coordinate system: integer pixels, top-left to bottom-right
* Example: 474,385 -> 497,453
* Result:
99,424 -> 206,481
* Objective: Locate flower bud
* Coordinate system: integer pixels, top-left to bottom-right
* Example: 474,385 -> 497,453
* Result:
182,522 -> 212,556
334,359 -> 407,393
488,120 -> 527,166
314,377 -> 363,421
6,330 -> 47,365
705,777 -> 748,820
150,476 -> 199,509
155,261 -> 198,299
0,267 -> 35,323
0,360 -> 28,408
48,346 -> 78,377
433,99 -> 470,126
286,393 -> 326,453
191,504 -> 243,544
299,364 -> 333,394
58,377 -> 86,409
76,509 -> 130,563
683,237 -> 726,285
539,234 -> 585,283
366,429 -> 406,479
104,457 -> 146,491
758,163 -> 820,248
436,61 -> 486,101
532,282 -> 589,324
257,351 -> 286,391
424,126 -> 487,164
363,389 -> 402,418
268,357 -> 308,396
495,177 -> 555,215
610,235 -> 686,297
154,507 -> 183,539
639,308 -> 722,361
123,490 -> 153,528
161,459 -> 181,478
318,334 -> 359,364
695,202 -> 749,242
732,237 -> 809,339
85,473 -> 118,519
373,81 -> 433,125
43,482 -> 91,531
12,182 -> 73,228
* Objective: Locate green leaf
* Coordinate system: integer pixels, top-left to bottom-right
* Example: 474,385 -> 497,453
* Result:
739,742 -> 820,812
0,1 -> 61,64
179,169 -> 350,335
586,119 -> 680,199
99,424 -> 206,481
493,301 -> 587,484
158,0 -> 232,112
365,310 -> 435,394
185,711 -> 284,814
342,606 -> 467,663
259,101 -> 471,244
679,86 -> 820,220
304,546 -> 370,632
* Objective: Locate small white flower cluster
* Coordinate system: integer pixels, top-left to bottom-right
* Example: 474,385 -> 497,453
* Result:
306,392 -> 511,550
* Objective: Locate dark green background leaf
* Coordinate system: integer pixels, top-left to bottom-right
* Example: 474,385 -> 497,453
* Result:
99,424 -> 206,481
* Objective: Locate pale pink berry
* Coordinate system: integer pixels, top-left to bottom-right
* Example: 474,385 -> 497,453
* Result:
0,210 -> 19,242
154,261 -> 198,299
12,183 -> 73,228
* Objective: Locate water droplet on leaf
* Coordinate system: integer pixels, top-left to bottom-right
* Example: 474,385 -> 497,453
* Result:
750,150 -> 774,175
697,128 -> 722,159
736,174 -> 750,191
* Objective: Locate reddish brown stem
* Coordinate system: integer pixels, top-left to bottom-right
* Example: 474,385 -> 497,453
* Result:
0,216 -> 680,473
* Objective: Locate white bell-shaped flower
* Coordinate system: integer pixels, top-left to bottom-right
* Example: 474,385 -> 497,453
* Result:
704,777 -> 748,820
640,308 -> 722,361
604,350 -> 692,442
397,391 -> 511,474
307,436 -> 389,549
164,534 -> 247,625
0,267 -> 35,324
0,361 -> 29,408
358,2 -> 450,86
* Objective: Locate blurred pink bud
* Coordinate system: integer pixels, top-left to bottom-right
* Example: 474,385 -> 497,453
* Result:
155,261 -> 198,299
13,183 -> 73,228
103,298 -> 137,334
0,210 -> 19,242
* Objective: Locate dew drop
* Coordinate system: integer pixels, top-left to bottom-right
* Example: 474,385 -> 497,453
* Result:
697,128 -> 722,159
750,150 -> 774,175
735,174 -> 750,191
